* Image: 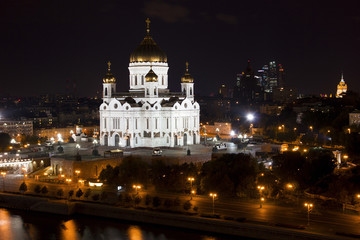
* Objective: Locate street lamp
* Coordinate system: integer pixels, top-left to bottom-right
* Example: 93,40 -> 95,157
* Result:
309,126 -> 313,132
209,193 -> 217,215
257,185 -> 265,208
75,170 -> 81,187
304,202 -> 313,226
133,185 -> 141,195
1,172 -> 6,191
188,177 -> 195,199
22,167 -> 27,183
76,144 -> 80,155
66,178 -> 72,184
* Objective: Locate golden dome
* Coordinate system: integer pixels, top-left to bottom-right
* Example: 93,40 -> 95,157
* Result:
103,61 -> 116,83
130,18 -> 167,63
145,68 -> 158,82
181,62 -> 194,83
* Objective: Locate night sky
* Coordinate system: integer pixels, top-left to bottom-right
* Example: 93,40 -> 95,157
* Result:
1,0 -> 360,97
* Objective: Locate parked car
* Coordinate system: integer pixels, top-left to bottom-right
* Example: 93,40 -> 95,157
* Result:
152,148 -> 162,156
214,143 -> 227,150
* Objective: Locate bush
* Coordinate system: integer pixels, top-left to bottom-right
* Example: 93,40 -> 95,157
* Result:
164,199 -> 173,208
57,189 -> 64,198
134,195 -> 142,206
41,186 -> 48,194
124,193 -> 132,204
92,194 -> 100,201
118,193 -> 124,202
173,197 -> 181,207
183,200 -> 192,211
84,188 -> 91,199
152,196 -> 161,208
76,189 -> 83,198
19,182 -> 27,193
34,185 -> 41,194
68,190 -> 74,199
100,191 -> 108,201
193,206 -> 198,212
145,194 -> 151,206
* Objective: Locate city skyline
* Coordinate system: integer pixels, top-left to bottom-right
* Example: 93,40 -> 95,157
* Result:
1,0 -> 359,97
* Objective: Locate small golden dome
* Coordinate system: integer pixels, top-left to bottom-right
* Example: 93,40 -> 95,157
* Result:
103,61 -> 116,83
145,68 -> 158,82
130,18 -> 167,63
181,61 -> 194,83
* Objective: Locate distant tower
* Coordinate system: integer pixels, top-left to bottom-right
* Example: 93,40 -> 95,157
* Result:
103,61 -> 116,103
336,72 -> 347,98
181,61 -> 194,101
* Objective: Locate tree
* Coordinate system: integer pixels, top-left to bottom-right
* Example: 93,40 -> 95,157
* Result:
84,188 -> 91,199
302,148 -> 336,186
100,191 -> 108,201
134,195 -> 142,206
68,190 -> 74,199
19,182 -> 27,193
41,186 -> 48,195
164,199 -> 173,208
34,185 -> 41,194
0,133 -> 11,151
152,196 -> 161,208
145,194 -> 152,206
272,152 -> 306,187
76,189 -> 83,198
183,200 -> 192,211
124,193 -> 133,204
201,154 -> 258,196
57,189 -> 64,198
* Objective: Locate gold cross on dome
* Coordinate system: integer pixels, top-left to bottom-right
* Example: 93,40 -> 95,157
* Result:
107,61 -> 111,71
146,18 -> 151,33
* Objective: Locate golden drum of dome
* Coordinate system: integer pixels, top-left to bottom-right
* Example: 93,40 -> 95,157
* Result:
129,18 -> 167,63
103,61 -> 116,83
181,62 -> 194,83
130,35 -> 167,63
145,68 -> 158,82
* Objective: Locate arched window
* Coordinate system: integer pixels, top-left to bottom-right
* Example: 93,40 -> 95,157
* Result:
190,88 -> 193,95
154,88 -> 156,95
162,76 -> 164,85
142,76 -> 144,85
135,75 -> 137,85
146,88 -> 149,95
104,88 -> 108,96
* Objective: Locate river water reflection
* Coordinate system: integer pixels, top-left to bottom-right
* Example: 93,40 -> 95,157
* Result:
0,208 -> 245,240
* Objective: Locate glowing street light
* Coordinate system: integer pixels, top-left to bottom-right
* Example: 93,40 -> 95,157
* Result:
133,185 -> 141,194
309,126 -> 313,132
258,185 -> 265,208
209,193 -> 217,215
246,113 -> 254,122
65,178 -> 72,184
304,203 -> 313,226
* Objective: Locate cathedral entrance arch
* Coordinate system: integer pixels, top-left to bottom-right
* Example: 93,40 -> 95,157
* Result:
184,133 -> 188,146
193,133 -> 196,144
174,135 -> 178,146
126,136 -> 131,147
114,134 -> 120,146
104,134 -> 108,146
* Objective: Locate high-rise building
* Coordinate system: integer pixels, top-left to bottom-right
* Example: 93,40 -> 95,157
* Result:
257,61 -> 285,93
336,73 -> 347,98
233,60 -> 263,103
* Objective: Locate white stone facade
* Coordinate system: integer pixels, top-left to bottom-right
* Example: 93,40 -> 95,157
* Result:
99,24 -> 200,148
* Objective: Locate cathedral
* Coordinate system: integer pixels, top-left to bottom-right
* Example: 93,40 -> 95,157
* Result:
99,19 -> 200,148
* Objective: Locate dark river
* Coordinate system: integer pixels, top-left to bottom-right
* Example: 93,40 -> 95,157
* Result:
0,208 -> 246,240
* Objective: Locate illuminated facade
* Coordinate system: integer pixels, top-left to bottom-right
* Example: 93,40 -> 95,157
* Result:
336,73 -> 347,98
99,19 -> 200,147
